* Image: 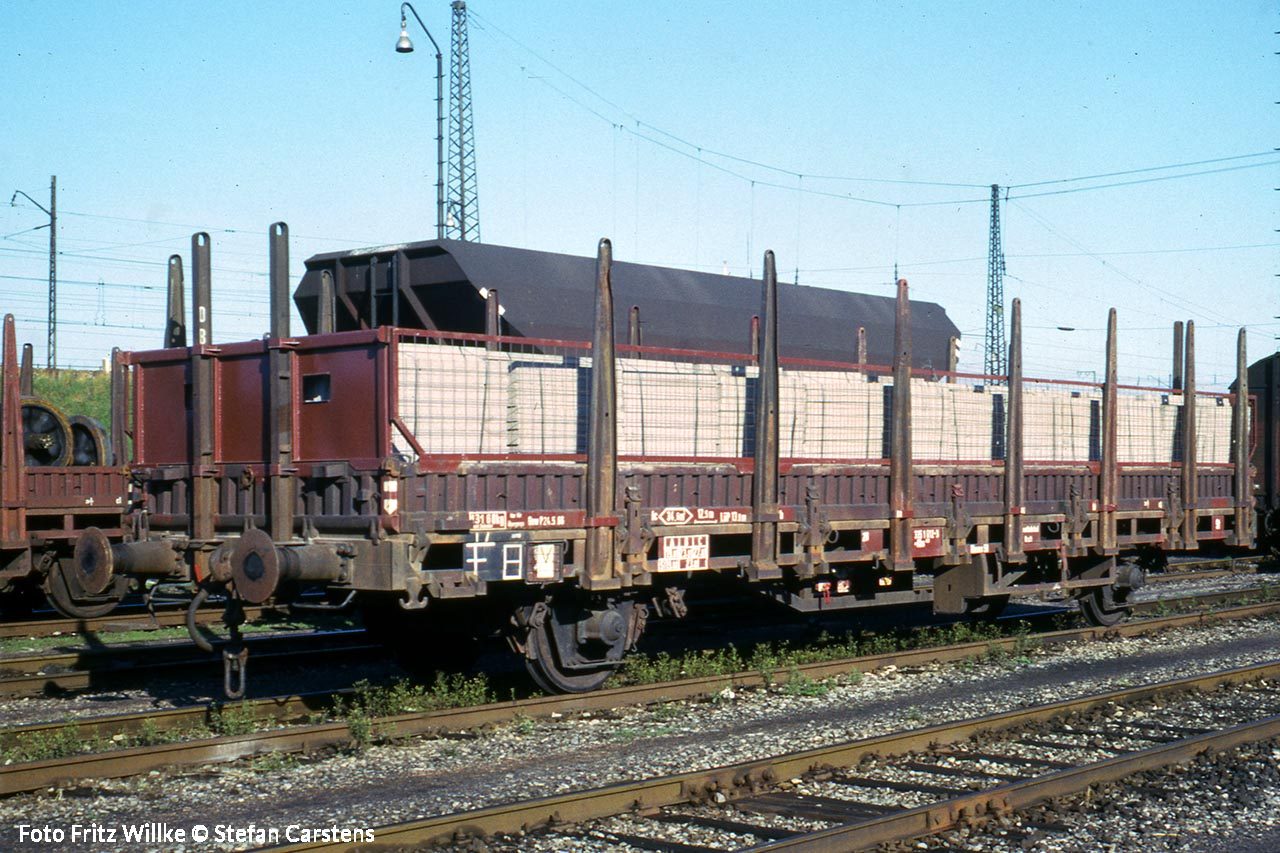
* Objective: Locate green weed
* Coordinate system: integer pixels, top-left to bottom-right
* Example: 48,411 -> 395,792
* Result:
335,674 -> 495,721
208,701 -> 260,737
781,668 -> 830,698
250,751 -> 299,772
1,725 -> 104,764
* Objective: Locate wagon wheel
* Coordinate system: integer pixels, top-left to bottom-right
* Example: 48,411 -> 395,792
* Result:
519,600 -> 628,694
1077,585 -> 1127,627
68,415 -> 110,466
43,558 -> 130,619
1263,509 -> 1280,565
21,399 -> 71,466
524,618 -> 615,694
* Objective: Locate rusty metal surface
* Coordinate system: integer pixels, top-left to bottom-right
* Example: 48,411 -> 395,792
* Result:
1172,320 -> 1184,392
1181,320 -> 1198,549
889,279 -> 913,570
316,270 -> 336,334
628,305 -> 641,347
751,251 -> 780,579
18,342 -> 32,396
109,348 -> 126,466
22,467 -> 125,511
1232,329 -> 1252,545
165,254 -> 186,349
1099,308 -> 1118,553
190,233 -> 216,578
268,222 -> 296,544
1,316 -> 26,546
1003,299 -> 1025,563
485,288 -> 501,343
583,239 -> 619,589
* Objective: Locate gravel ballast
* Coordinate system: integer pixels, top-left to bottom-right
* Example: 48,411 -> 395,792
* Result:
3,610 -> 1280,851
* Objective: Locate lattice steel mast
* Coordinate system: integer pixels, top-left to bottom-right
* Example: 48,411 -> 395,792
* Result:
985,183 -> 1007,377
446,0 -> 480,242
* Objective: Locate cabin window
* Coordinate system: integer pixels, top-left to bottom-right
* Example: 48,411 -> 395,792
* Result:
303,374 -> 331,404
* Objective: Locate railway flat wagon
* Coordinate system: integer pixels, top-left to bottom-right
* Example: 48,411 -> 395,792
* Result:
119,226 -> 1255,693
0,316 -> 142,617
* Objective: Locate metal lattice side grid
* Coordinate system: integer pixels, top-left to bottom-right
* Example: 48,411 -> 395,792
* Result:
1116,390 -> 1179,464
1195,393 -> 1234,465
1023,379 -> 1101,464
391,334 -> 1238,467
909,378 -> 997,462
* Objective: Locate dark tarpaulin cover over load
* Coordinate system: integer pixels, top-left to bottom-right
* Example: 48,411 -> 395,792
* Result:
295,239 -> 961,368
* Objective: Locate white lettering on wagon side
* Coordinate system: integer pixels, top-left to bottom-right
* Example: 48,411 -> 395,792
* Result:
467,511 -> 567,531
649,506 -> 753,526
652,507 -> 694,526
657,534 -> 710,572
911,527 -> 942,550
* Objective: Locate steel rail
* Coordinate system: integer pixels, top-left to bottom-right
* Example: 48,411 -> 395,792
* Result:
1146,567 -> 1256,585
274,659 -> 1280,852
1162,556 -> 1258,571
0,604 -> 278,640
0,629 -> 377,697
1131,586 -> 1277,612
3,593 -> 1278,796
745,714 -> 1280,851
1,585 -> 1267,748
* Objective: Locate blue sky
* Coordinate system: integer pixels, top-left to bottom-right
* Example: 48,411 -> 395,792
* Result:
1,1 -> 1276,386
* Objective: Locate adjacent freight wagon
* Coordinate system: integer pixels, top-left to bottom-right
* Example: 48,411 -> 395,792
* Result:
97,225 -> 1256,695
1247,351 -> 1280,557
0,320 -> 142,618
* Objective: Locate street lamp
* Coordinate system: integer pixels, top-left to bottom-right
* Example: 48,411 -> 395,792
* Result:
396,2 -> 445,240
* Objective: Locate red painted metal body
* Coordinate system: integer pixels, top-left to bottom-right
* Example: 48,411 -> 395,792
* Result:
123,315 -> 1250,613
0,317 -> 129,595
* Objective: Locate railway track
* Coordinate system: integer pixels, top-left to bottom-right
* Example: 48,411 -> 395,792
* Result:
3,589 -> 1277,797
288,658 -> 1280,852
0,603 -> 282,641
0,628 -> 380,698
0,579 -> 1268,702
1147,556 -> 1262,585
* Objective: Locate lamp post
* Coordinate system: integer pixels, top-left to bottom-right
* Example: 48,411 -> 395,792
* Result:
397,2 -> 445,240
